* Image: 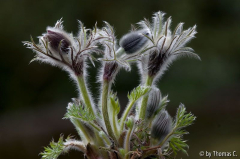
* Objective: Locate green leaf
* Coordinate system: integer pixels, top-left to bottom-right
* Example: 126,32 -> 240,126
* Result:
128,85 -> 151,102
40,136 -> 65,159
168,136 -> 189,156
166,104 -> 196,156
109,92 -> 120,114
175,104 -> 196,129
64,102 -> 96,122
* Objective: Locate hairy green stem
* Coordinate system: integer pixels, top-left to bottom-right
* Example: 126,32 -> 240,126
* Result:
120,101 -> 135,131
71,118 -> 91,143
77,76 -> 94,115
124,127 -> 134,159
64,141 -> 86,153
89,121 -> 101,131
139,76 -> 154,120
102,80 -> 117,143
100,133 -> 111,145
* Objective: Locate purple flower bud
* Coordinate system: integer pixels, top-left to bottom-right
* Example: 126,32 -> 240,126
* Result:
103,62 -> 119,82
119,30 -> 149,54
148,50 -> 167,77
45,29 -> 71,54
151,111 -> 172,144
73,60 -> 85,76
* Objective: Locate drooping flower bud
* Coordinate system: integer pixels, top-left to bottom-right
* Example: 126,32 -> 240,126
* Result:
119,30 -> 149,54
151,111 -> 172,145
45,29 -> 72,54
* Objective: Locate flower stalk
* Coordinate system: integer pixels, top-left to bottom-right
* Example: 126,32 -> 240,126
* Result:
76,75 -> 95,115
101,80 -> 117,143
120,101 -> 135,131
70,118 -> 92,143
139,76 -> 154,120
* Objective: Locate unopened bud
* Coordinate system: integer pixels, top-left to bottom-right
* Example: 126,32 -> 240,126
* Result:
148,50 -> 167,77
146,88 -> 161,119
151,111 -> 172,144
103,62 -> 119,82
119,30 -> 149,54
45,29 -> 71,54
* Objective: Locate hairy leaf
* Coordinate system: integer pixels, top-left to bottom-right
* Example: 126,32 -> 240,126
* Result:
128,85 -> 151,102
40,136 -> 68,159
109,92 -> 120,114
175,104 -> 196,129
64,102 -> 96,122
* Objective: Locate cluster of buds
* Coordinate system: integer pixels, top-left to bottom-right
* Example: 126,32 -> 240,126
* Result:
24,11 -> 198,159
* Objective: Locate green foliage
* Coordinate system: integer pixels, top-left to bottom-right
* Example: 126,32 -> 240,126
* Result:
159,95 -> 169,110
108,92 -> 121,137
128,85 -> 151,102
109,92 -> 120,115
167,104 -> 196,156
174,104 -> 196,129
40,136 -> 66,159
169,136 -> 189,155
64,102 -> 96,122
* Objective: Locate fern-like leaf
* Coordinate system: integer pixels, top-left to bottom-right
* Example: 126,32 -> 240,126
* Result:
128,85 -> 151,102
167,104 -> 196,156
40,136 -> 65,159
174,104 -> 196,129
64,102 -> 96,122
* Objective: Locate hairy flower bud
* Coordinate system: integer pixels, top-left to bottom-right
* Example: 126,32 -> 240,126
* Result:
146,88 -> 162,119
151,111 -> 172,145
103,62 -> 119,82
119,30 -> 149,54
148,50 -> 167,77
45,29 -> 72,54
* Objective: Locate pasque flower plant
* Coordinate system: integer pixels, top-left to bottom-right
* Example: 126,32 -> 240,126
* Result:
23,11 -> 199,159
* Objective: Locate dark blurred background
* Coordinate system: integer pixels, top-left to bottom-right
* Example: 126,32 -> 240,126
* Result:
0,0 -> 240,158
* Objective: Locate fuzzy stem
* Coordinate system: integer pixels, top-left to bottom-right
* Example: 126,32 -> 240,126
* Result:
159,131 -> 173,147
102,80 -> 117,143
139,76 -> 154,120
64,141 -> 86,153
77,75 -> 94,115
124,127 -> 134,159
89,121 -> 101,131
120,101 -> 135,132
71,118 -> 91,143
101,133 -> 111,145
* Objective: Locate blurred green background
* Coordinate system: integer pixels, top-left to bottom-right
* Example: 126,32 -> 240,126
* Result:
0,0 -> 239,158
